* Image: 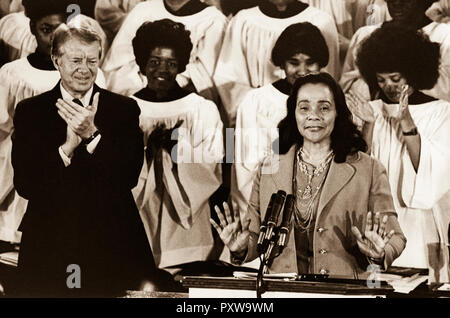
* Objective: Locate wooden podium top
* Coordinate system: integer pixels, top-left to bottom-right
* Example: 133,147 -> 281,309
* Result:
181,275 -> 395,298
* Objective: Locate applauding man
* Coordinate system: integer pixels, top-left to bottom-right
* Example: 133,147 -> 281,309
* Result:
11,24 -> 163,297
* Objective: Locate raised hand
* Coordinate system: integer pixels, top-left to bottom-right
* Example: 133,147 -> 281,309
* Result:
345,90 -> 375,123
351,211 -> 395,262
210,201 -> 251,254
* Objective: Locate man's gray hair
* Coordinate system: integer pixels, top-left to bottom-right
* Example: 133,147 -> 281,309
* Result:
51,23 -> 103,59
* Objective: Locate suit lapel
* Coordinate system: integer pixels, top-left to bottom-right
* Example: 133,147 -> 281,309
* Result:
271,146 -> 296,194
317,158 -> 355,219
47,82 -> 66,134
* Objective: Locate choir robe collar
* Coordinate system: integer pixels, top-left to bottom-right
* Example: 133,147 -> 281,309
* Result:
27,51 -> 56,71
134,83 -> 190,102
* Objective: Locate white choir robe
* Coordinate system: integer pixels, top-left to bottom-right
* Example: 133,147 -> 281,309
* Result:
302,0 -> 354,40
0,57 -> 106,243
94,0 -> 144,44
340,22 -> 450,104
426,0 -> 450,24
213,5 -> 340,127
132,93 -> 225,271
0,11 -> 108,65
232,84 -> 288,215
101,0 -> 227,102
369,99 -> 450,281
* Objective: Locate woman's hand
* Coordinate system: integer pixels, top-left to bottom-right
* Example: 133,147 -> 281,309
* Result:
210,201 -> 251,255
345,90 -> 375,123
351,211 -> 395,262
396,84 -> 416,131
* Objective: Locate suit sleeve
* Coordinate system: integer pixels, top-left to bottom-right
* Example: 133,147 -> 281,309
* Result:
236,159 -> 264,265
90,97 -> 144,191
369,158 -> 407,269
11,101 -> 67,201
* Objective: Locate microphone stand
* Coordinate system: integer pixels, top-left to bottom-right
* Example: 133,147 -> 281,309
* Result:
256,230 -> 280,298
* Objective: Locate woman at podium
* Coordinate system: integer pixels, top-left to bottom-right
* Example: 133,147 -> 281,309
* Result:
211,72 -> 406,279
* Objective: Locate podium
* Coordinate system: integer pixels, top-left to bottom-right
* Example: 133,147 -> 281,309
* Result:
181,275 -> 395,298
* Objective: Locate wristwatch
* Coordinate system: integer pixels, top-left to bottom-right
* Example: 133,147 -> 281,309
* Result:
82,129 -> 100,145
402,127 -> 418,136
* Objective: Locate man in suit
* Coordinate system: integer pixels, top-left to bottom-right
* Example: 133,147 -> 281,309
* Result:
11,24 -> 165,297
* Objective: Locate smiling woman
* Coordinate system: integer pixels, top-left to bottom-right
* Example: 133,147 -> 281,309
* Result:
130,19 -> 225,275
211,72 -> 406,278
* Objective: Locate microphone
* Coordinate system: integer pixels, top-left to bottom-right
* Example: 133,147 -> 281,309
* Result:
261,190 -> 286,253
277,194 -> 295,252
257,193 -> 277,254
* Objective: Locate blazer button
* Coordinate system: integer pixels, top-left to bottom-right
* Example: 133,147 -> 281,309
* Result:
319,249 -> 327,255
317,227 -> 326,233
319,268 -> 329,275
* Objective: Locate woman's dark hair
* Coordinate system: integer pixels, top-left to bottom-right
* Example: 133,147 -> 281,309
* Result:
276,72 -> 367,163
132,19 -> 193,74
271,22 -> 329,69
22,0 -> 69,22
356,21 -> 440,97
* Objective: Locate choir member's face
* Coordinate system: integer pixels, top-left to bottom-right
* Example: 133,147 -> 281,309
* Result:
145,46 -> 179,95
376,72 -> 414,103
53,38 -> 100,96
269,0 -> 295,7
386,0 -> 423,23
283,53 -> 320,86
295,83 -> 337,147
30,14 -> 65,56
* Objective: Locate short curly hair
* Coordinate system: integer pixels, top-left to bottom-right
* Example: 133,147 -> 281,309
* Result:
356,21 -> 440,95
271,22 -> 329,69
132,19 -> 193,75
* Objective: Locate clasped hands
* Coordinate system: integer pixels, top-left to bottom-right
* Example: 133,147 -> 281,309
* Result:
56,92 -> 99,156
145,120 -> 183,164
211,202 -> 394,264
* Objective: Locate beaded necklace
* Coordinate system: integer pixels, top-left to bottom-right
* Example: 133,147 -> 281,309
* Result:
293,146 -> 333,231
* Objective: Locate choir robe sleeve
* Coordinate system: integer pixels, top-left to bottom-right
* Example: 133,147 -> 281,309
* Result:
422,22 -> 450,102
339,25 -> 377,97
370,100 -> 450,262
101,3 -> 150,96
0,12 -> 36,63
180,14 -> 227,103
213,16 -> 254,126
160,102 -> 224,229
232,91 -> 279,215
94,0 -> 143,43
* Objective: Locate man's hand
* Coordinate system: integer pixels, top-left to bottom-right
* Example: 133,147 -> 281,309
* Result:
56,92 -> 99,139
60,125 -> 82,158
